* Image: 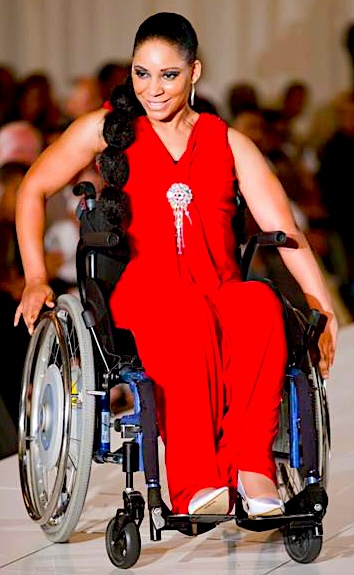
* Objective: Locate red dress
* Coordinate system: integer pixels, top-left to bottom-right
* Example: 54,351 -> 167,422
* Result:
109,113 -> 287,513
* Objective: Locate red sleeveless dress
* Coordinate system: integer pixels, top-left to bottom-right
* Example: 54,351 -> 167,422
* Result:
109,113 -> 287,513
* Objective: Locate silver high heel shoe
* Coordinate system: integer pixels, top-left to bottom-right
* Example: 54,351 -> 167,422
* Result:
188,486 -> 229,515
237,475 -> 284,517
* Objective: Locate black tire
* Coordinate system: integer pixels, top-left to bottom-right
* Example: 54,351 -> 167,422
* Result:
283,524 -> 323,563
105,515 -> 141,569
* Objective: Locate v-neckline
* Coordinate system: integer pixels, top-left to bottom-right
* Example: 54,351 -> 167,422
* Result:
142,114 -> 202,164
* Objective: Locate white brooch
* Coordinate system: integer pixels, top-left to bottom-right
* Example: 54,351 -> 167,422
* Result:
166,183 -> 193,254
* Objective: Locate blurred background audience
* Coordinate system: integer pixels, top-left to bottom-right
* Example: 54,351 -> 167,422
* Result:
0,162 -> 30,427
0,120 -> 43,166
0,65 -> 17,126
96,60 -> 131,102
63,75 -> 102,123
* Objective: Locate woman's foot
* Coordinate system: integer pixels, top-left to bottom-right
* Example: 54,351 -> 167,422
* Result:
238,471 -> 284,517
188,487 -> 229,515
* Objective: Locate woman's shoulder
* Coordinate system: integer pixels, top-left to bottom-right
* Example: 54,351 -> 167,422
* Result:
227,125 -> 261,155
75,107 -> 109,130
62,108 -> 108,153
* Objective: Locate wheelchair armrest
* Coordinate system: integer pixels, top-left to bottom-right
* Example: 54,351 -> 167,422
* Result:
241,231 -> 287,280
76,233 -> 123,273
81,231 -> 121,249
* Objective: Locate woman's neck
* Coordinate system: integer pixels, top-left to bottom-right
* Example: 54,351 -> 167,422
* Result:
148,106 -> 199,133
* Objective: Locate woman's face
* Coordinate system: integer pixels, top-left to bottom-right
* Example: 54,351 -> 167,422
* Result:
132,38 -> 200,121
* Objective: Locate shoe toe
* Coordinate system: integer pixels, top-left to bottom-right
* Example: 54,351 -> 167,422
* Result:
247,497 -> 284,517
188,487 -> 229,515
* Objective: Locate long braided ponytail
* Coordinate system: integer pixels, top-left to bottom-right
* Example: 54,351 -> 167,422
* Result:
98,77 -> 145,239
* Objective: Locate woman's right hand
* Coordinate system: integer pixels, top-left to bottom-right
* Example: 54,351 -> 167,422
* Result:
14,281 -> 56,335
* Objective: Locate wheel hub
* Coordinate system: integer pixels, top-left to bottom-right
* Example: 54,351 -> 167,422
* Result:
33,364 -> 64,469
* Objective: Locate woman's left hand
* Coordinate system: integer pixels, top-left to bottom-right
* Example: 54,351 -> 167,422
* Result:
318,312 -> 338,379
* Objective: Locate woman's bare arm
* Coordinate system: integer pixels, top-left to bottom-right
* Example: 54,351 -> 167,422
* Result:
228,127 -> 337,376
15,108 -> 107,333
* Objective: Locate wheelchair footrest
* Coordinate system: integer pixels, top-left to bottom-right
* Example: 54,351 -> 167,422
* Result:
165,513 -> 234,526
159,508 -> 323,535
162,513 -> 233,536
236,512 -> 316,533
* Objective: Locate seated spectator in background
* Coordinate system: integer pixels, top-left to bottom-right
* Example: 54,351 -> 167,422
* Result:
0,120 -> 43,167
277,82 -> 311,154
230,104 -> 266,151
280,81 -> 309,122
14,72 -> 61,136
317,91 -> 354,314
0,162 -> 30,425
0,65 -> 17,126
63,76 -> 102,122
96,60 -> 131,102
227,81 -> 260,123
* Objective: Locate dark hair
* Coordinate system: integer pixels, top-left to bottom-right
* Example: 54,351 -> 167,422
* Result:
98,12 -> 198,235
133,12 -> 198,63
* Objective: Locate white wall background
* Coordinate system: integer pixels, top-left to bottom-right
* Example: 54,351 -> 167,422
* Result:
1,0 -> 354,116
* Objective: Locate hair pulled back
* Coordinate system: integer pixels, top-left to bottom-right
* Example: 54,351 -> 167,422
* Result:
133,12 -> 198,63
98,12 -> 198,230
98,78 -> 143,229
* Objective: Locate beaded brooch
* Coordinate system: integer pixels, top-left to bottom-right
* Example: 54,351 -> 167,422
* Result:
166,183 -> 193,254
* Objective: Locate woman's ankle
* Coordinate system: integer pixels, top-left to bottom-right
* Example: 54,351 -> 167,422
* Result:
238,471 -> 279,500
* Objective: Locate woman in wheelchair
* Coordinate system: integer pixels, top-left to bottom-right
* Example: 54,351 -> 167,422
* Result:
15,12 -> 337,520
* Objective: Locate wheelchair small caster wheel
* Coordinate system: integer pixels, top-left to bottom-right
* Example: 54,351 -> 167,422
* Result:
105,514 -> 141,569
283,524 -> 322,563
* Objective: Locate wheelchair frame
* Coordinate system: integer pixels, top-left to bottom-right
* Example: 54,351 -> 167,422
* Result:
18,185 -> 331,569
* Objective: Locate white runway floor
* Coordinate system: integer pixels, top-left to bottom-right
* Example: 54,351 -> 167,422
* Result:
1,324 -> 354,574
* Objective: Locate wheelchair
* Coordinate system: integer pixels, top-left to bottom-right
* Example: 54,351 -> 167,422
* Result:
18,182 -> 331,569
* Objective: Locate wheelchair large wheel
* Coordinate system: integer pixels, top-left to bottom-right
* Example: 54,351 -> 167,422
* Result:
274,308 -> 331,503
18,294 -> 96,542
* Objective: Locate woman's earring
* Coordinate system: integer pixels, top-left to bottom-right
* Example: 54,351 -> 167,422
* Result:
190,84 -> 195,107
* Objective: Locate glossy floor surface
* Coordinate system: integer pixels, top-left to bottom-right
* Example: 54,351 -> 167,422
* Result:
1,324 -> 353,574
